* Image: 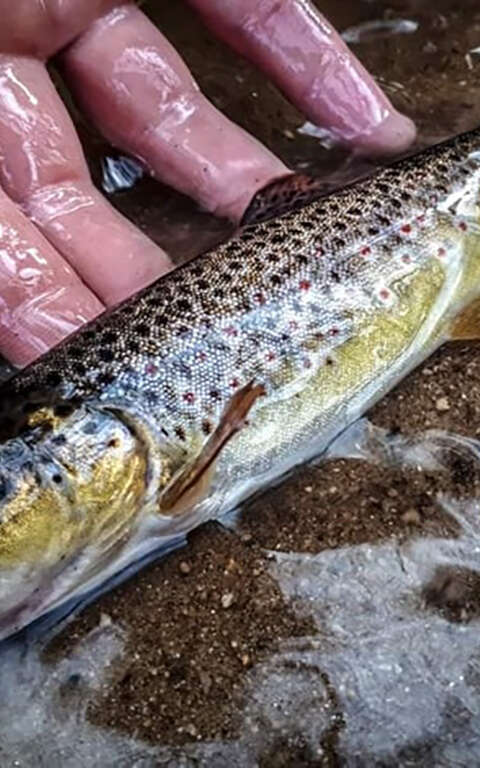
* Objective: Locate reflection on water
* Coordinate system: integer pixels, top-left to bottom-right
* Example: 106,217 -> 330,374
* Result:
2,424 -> 480,766
341,19 -> 420,44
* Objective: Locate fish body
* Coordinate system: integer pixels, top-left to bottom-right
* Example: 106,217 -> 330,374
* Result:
1,130 -> 480,639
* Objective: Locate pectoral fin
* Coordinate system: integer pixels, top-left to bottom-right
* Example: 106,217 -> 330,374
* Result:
161,381 -> 265,516
450,297 -> 480,341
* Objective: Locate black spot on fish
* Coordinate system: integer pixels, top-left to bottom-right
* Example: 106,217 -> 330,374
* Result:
174,425 -> 186,441
99,348 -> 115,363
175,300 -> 191,314
376,215 -> 391,226
135,323 -> 150,337
102,331 -> 118,345
46,371 -> 62,387
202,419 -> 212,436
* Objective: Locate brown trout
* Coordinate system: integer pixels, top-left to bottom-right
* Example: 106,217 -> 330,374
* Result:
1,129 -> 480,640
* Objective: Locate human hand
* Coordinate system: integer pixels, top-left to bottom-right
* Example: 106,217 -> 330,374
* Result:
0,0 -> 415,369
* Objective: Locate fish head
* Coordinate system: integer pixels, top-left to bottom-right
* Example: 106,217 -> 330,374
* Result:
0,400 -> 151,638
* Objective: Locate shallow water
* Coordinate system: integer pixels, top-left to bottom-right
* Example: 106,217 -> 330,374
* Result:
2,1 -> 480,766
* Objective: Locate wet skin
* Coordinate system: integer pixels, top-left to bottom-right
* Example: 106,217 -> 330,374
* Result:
0,0 -> 415,369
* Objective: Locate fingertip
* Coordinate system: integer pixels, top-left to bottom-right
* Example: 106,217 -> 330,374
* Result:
350,110 -> 417,157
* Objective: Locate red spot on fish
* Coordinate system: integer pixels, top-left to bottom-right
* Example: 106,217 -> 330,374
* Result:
196,351 -> 207,362
416,215 -> 425,225
316,248 -> 324,257
401,224 -> 412,234
254,293 -> 266,305
458,221 -> 468,231
224,326 -> 238,337
266,351 -> 276,362
145,363 -> 158,375
329,327 -> 339,337
379,288 -> 390,301
230,378 -> 240,389
299,280 -> 311,292
437,247 -> 446,258
183,392 -> 195,404
360,246 -> 371,256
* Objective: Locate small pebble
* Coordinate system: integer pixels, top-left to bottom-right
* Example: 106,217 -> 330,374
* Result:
402,508 -> 421,525
179,561 -> 191,575
221,592 -> 235,609
436,396 -> 450,412
304,486 -> 313,493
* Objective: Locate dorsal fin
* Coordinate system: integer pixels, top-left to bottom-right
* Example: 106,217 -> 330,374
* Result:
161,381 -> 265,515
241,173 -> 330,226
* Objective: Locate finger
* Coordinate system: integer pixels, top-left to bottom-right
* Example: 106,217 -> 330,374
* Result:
61,4 -> 290,223
0,0 -> 120,58
186,0 -> 416,155
0,54 -> 173,306
0,187 -> 103,368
